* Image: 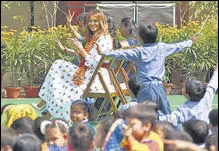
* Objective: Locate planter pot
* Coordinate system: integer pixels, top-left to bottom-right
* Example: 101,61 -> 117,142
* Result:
178,82 -> 185,95
5,87 -> 22,98
163,83 -> 173,95
24,86 -> 39,98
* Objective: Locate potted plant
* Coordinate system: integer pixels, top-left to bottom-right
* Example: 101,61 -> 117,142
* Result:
1,30 -> 24,98
162,69 -> 174,95
21,29 -> 49,98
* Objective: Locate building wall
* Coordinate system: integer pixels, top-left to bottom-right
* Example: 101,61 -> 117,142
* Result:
1,1 -> 59,30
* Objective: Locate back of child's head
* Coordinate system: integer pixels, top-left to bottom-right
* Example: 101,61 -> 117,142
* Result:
70,98 -> 96,121
128,76 -> 141,97
11,117 -> 34,134
152,121 -> 175,139
164,130 -> 193,151
12,133 -> 41,151
115,102 -> 138,118
68,122 -> 94,151
185,78 -> 206,101
32,116 -> 48,142
138,23 -> 158,44
121,102 -> 157,126
209,108 -> 218,127
120,17 -> 137,36
1,126 -> 18,150
205,132 -> 218,151
182,119 -> 209,144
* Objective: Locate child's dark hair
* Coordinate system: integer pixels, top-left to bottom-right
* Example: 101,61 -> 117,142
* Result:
121,17 -> 137,37
71,99 -> 96,121
100,117 -> 117,139
153,121 -> 175,139
1,126 -> 18,149
209,108 -> 218,127
138,23 -> 158,43
128,76 -> 141,97
164,130 -> 193,151
205,132 -> 218,151
11,117 -> 34,134
32,117 -> 48,142
12,134 -> 42,151
182,119 -> 209,144
185,78 -> 206,101
68,122 -> 93,151
121,102 -> 157,126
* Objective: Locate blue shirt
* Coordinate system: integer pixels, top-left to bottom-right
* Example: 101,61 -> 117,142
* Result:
158,70 -> 218,127
104,40 -> 193,84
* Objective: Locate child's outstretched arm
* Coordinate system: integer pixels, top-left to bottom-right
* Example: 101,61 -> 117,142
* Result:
164,33 -> 199,57
96,43 -> 140,62
163,139 -> 204,151
201,62 -> 218,109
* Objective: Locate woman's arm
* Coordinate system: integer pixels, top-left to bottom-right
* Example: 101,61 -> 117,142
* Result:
55,39 -> 76,55
70,38 -> 88,57
66,10 -> 83,40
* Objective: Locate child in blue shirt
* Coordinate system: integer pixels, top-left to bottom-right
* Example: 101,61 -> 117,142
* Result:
98,23 -> 199,114
158,63 -> 218,128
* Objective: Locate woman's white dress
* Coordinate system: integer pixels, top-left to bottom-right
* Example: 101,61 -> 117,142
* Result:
39,34 -> 113,123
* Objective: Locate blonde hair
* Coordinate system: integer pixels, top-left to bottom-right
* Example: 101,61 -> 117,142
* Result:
84,10 -> 109,42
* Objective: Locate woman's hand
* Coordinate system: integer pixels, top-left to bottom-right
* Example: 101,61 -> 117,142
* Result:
55,39 -> 75,54
66,10 -> 74,26
69,38 -> 88,57
95,43 -> 103,55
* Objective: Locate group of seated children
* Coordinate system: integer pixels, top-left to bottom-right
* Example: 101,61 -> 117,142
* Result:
1,62 -> 218,151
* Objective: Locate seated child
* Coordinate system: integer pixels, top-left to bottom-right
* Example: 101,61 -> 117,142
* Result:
208,108 -> 218,134
1,126 -> 18,151
70,99 -> 96,135
120,103 -> 162,151
158,63 -> 218,128
41,119 -> 69,151
68,122 -> 95,151
182,119 -> 209,148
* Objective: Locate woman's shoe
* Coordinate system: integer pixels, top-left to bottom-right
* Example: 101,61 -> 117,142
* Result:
31,103 -> 46,111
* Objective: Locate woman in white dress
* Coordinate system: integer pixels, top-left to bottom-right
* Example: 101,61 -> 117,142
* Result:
38,10 -> 113,123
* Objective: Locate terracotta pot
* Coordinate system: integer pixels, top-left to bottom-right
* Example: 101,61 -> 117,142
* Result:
163,83 -> 173,95
5,87 -> 22,98
178,82 -> 185,95
24,86 -> 39,98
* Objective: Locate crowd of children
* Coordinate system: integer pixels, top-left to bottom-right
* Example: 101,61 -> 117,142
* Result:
1,9 -> 218,151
